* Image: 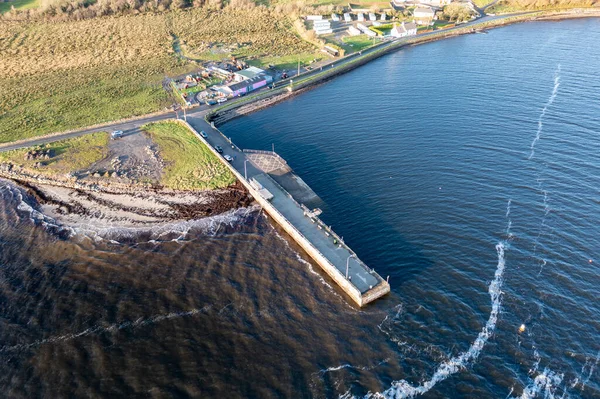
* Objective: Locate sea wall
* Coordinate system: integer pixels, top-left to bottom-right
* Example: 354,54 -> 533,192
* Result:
178,120 -> 376,307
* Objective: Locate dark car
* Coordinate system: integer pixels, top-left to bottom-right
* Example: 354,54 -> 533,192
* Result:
215,145 -> 223,153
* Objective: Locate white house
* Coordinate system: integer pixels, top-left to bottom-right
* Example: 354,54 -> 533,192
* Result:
348,26 -> 361,36
315,28 -> 333,35
313,19 -> 332,35
390,21 -> 417,37
357,13 -> 365,21
369,12 -> 377,21
414,6 -> 435,24
344,12 -> 352,22
331,13 -> 340,21
357,23 -> 376,37
380,13 -> 387,21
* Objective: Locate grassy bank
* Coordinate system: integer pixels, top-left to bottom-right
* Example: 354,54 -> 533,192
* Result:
143,122 -> 235,190
0,132 -> 109,176
0,8 -> 317,144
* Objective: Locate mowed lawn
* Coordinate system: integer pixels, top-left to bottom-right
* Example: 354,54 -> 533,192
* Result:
143,122 -> 235,190
0,132 -> 110,175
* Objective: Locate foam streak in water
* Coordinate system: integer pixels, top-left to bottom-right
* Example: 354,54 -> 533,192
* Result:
510,368 -> 564,399
0,306 -> 211,354
528,65 -> 561,160
363,201 -> 512,399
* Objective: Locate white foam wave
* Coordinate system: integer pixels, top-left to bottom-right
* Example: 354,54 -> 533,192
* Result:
510,368 -> 564,399
319,358 -> 390,375
576,350 -> 600,393
70,206 -> 257,243
0,180 -> 75,236
528,64 -> 561,160
0,178 -> 260,243
0,306 -> 211,354
361,200 -> 512,399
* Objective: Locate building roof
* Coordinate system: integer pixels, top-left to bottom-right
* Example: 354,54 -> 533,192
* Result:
227,75 -> 270,92
235,66 -> 267,80
404,22 -> 417,30
414,6 -> 435,15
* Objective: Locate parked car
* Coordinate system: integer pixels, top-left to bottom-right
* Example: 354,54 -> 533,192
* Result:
215,145 -> 223,153
217,98 -> 228,104
111,130 -> 124,139
200,131 -> 208,138
223,155 -> 233,162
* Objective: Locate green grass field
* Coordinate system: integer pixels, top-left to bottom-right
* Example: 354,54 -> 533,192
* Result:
0,132 -> 109,175
143,122 -> 235,190
247,53 -> 324,71
340,35 -> 376,53
0,0 -> 40,13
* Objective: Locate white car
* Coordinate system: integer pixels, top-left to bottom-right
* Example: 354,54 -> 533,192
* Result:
111,130 -> 124,139
223,155 -> 233,162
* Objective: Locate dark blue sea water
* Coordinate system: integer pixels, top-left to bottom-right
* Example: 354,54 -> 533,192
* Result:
1,18 -> 599,399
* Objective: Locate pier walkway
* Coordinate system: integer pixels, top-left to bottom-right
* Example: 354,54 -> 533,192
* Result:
186,115 -> 390,306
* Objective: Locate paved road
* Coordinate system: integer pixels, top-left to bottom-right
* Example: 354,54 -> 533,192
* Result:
0,11 -> 532,154
0,112 -> 176,153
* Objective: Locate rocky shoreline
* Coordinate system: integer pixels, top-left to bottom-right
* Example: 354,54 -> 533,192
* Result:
1,164 -> 251,229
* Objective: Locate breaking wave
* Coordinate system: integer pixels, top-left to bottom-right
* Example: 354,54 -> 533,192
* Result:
362,200 -> 513,399
528,64 -> 561,160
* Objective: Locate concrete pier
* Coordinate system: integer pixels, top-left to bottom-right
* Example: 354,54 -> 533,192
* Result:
183,118 -> 390,307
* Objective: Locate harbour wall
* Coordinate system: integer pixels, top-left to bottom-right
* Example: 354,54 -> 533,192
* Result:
177,119 -> 388,307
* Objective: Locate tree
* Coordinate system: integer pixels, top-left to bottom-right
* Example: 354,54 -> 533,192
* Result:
443,3 -> 474,22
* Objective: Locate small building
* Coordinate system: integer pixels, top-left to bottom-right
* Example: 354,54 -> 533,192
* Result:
234,66 -> 268,82
380,13 -> 387,21
323,45 -> 339,56
331,13 -> 340,21
313,19 -> 331,35
313,19 -> 330,26
315,28 -> 333,35
357,13 -> 365,21
344,12 -> 352,22
348,26 -> 361,36
390,21 -> 417,37
217,73 -> 273,97
357,23 -> 376,37
369,12 -> 377,21
414,6 -> 435,24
